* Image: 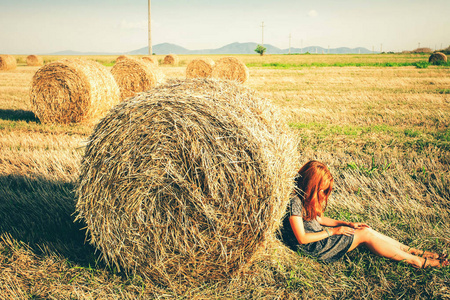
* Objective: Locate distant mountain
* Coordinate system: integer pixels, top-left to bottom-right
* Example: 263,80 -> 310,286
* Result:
49,43 -> 375,56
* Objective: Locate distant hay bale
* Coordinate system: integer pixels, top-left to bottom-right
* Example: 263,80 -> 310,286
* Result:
141,56 -> 159,67
429,52 -> 447,63
30,58 -> 120,124
211,57 -> 249,83
0,55 -> 17,71
163,54 -> 178,65
26,55 -> 43,66
186,57 -> 215,79
116,55 -> 134,63
76,78 -> 299,289
111,59 -> 161,100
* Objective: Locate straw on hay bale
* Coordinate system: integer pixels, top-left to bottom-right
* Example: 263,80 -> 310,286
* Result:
75,78 -> 299,289
211,57 -> 249,83
163,54 -> 179,65
141,56 -> 159,67
186,57 -> 215,79
116,55 -> 134,63
30,58 -> 120,124
26,55 -> 43,66
429,52 -> 447,63
111,59 -> 161,100
0,55 -> 17,71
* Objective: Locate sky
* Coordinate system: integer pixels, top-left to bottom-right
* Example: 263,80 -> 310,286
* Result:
1,0 -> 449,54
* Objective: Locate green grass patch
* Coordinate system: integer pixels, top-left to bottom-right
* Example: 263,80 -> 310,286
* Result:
247,60 -> 450,69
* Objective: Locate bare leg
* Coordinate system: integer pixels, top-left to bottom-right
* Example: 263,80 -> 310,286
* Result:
348,227 -> 443,268
369,229 -> 441,259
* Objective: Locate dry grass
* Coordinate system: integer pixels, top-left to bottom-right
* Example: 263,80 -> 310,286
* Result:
26,55 -> 43,66
0,54 -> 449,299
185,57 -> 215,78
0,55 -> 17,71
30,58 -> 121,124
211,56 -> 249,83
110,58 -> 162,100
76,79 -> 299,290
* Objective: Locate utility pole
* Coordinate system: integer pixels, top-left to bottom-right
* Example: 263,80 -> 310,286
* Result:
418,42 -> 420,49
301,39 -> 303,54
148,0 -> 152,55
372,45 -> 374,54
289,33 -> 291,54
260,22 -> 265,47
380,43 -> 382,53
328,45 -> 330,54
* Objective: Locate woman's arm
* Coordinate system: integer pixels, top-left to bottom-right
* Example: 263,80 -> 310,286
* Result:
317,216 -> 370,229
289,215 -> 355,244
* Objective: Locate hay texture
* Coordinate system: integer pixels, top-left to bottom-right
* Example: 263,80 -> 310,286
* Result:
186,57 -> 215,79
429,52 -> 447,63
211,57 -> 249,83
141,56 -> 159,67
30,58 -> 120,124
26,55 -> 43,66
76,78 -> 299,289
111,59 -> 161,100
116,55 -> 134,63
163,54 -> 178,65
0,55 -> 17,71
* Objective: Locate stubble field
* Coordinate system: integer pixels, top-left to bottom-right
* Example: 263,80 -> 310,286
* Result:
0,54 -> 449,299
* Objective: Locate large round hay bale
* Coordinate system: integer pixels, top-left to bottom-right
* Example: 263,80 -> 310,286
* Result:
211,57 -> 249,83
76,79 -> 299,289
116,55 -> 134,63
186,57 -> 215,79
141,56 -> 159,67
0,55 -> 17,71
111,59 -> 161,100
429,52 -> 447,63
30,58 -> 120,124
26,55 -> 43,66
163,54 -> 178,65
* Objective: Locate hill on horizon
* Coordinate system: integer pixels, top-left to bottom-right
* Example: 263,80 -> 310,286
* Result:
48,42 -> 376,56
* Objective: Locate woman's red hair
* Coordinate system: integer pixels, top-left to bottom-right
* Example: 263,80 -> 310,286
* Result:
294,160 -> 333,221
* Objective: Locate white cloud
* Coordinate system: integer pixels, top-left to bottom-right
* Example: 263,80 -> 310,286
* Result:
119,20 -> 147,30
308,10 -> 318,17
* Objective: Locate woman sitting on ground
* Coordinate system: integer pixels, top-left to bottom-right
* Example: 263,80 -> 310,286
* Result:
281,160 -> 448,268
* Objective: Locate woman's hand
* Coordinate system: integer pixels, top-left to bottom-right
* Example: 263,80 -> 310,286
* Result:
348,222 -> 370,229
331,226 -> 355,236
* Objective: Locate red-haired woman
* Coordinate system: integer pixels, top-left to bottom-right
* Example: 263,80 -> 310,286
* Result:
281,160 -> 448,268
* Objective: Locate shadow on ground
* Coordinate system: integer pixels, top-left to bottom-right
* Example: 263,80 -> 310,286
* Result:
0,174 -> 98,265
0,109 -> 38,122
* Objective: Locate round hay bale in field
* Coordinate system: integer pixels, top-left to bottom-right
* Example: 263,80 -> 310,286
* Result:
429,52 -> 447,63
186,57 -> 215,79
26,55 -> 43,66
111,59 -> 161,100
116,55 -> 134,63
75,78 -> 299,289
0,55 -> 17,71
211,57 -> 249,83
163,54 -> 178,65
30,58 -> 120,124
141,56 -> 159,67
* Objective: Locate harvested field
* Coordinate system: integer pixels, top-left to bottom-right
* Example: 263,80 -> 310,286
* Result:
1,54 -> 449,299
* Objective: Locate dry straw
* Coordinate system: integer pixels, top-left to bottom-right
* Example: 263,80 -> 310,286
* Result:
116,55 -> 133,63
26,55 -> 43,66
141,56 -> 159,67
30,58 -> 120,124
76,78 -> 299,290
429,52 -> 447,63
163,54 -> 178,65
111,59 -> 162,100
0,55 -> 17,71
211,57 -> 249,83
186,57 -> 215,79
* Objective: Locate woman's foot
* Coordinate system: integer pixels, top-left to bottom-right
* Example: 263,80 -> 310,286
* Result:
422,257 -> 449,268
416,250 -> 447,260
